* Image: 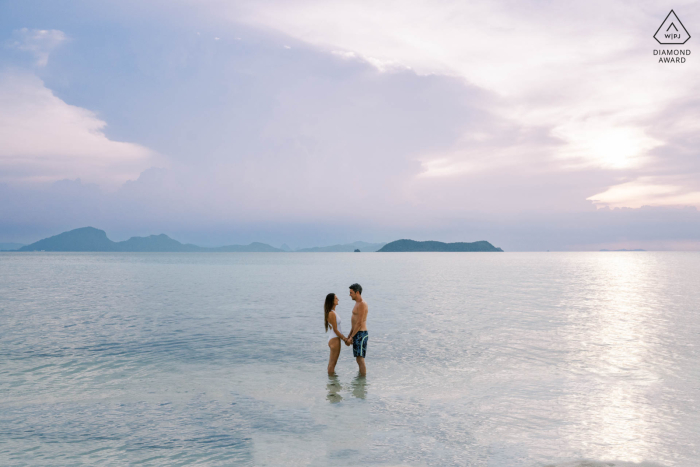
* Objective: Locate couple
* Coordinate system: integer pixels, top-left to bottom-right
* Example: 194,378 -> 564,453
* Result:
325,283 -> 368,376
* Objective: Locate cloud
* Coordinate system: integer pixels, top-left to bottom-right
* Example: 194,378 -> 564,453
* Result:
2,0 -> 700,249
0,71 -> 159,186
6,28 -> 67,66
203,0 -> 700,207
588,177 -> 700,209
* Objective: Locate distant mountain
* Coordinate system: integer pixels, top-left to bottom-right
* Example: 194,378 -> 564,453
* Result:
16,229 -> 504,254
213,242 -> 283,252
296,241 -> 386,252
0,243 -> 25,251
20,227 -> 118,251
115,234 -> 203,252
600,249 -> 646,252
18,227 -> 283,252
378,239 -> 503,252
280,243 -> 293,252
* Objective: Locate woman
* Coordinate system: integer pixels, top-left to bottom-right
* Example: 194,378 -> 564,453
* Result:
325,293 -> 347,375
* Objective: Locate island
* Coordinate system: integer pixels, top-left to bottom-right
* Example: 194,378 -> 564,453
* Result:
12,228 -> 504,253
18,227 -> 283,252
378,239 -> 503,252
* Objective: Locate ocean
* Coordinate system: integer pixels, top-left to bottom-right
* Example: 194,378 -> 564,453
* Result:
1,252 -> 698,466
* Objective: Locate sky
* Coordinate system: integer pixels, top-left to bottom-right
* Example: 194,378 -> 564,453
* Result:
1,0 -> 699,250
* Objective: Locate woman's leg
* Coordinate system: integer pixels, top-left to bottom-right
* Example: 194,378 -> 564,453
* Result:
327,338 -> 341,374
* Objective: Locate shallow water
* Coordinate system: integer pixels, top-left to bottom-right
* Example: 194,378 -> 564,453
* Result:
1,252 -> 698,466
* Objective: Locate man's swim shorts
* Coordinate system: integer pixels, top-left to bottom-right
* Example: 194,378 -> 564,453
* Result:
353,331 -> 368,358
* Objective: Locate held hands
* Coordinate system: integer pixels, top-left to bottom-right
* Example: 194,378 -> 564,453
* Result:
344,337 -> 352,346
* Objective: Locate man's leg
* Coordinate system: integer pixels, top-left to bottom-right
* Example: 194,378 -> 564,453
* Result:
356,356 -> 366,376
352,331 -> 368,376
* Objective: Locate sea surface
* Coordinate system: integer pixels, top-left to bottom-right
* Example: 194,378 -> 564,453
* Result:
1,252 -> 698,466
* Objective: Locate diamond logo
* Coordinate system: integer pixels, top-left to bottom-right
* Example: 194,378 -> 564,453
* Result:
654,10 -> 691,44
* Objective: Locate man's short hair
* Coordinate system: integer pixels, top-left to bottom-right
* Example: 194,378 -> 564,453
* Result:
349,283 -> 362,295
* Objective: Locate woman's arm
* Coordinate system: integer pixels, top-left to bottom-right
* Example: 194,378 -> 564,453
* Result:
345,322 -> 357,345
328,312 -> 345,340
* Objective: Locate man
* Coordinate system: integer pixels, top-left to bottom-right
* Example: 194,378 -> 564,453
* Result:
345,283 -> 368,376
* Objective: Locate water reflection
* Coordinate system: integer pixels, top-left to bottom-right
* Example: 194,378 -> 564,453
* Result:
351,375 -> 367,399
326,374 -> 368,402
561,253 -> 667,463
326,374 -> 343,403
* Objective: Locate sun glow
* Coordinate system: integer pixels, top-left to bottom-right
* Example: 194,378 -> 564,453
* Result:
554,124 -> 662,170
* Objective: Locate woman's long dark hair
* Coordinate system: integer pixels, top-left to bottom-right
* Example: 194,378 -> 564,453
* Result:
324,293 -> 336,332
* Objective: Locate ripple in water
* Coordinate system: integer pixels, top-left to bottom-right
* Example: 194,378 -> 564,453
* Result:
1,252 -> 698,466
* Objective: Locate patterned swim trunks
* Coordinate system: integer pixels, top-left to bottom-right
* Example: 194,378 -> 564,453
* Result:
353,331 -> 368,358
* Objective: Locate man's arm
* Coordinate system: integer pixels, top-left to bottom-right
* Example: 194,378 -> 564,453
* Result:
345,322 -> 357,344
346,324 -> 357,340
